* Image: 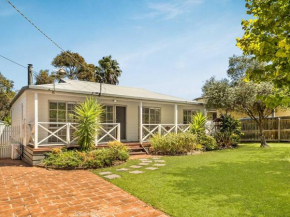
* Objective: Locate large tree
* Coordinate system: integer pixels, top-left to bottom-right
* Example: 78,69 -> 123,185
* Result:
35,70 -> 55,85
52,51 -> 94,81
96,55 -> 122,85
0,72 -> 15,121
237,0 -> 290,88
203,55 -> 287,147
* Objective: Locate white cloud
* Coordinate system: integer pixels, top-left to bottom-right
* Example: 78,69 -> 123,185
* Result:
140,0 -> 204,20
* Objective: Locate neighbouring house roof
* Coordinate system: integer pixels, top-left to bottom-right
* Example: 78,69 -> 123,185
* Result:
11,79 -> 202,105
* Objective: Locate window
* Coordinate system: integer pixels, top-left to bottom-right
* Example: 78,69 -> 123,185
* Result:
143,108 -> 161,124
100,105 -> 114,142
183,110 -> 198,124
48,102 -> 76,143
102,105 -> 114,123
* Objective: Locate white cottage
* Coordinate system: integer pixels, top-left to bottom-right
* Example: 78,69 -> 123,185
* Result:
11,75 -> 204,164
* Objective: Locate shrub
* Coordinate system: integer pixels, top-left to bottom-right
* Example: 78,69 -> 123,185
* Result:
199,134 -> 218,151
42,142 -> 129,169
74,97 -> 103,151
215,114 -> 242,148
107,141 -> 129,161
150,133 -> 197,155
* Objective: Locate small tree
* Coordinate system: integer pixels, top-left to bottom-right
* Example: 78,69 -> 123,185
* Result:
189,112 -> 207,139
74,97 -> 103,151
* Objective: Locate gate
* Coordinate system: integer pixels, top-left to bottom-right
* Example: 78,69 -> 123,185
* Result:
0,125 -> 20,159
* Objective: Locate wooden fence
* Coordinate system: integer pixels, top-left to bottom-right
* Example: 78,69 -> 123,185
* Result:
0,125 -> 20,158
240,117 -> 290,142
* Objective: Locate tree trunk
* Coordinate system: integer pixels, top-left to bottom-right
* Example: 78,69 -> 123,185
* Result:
259,122 -> 269,147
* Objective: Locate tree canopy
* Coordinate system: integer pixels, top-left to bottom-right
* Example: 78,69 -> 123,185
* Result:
47,51 -> 122,85
202,55 -> 288,147
0,72 -> 15,121
96,55 -> 122,85
35,70 -> 55,85
237,0 -> 290,88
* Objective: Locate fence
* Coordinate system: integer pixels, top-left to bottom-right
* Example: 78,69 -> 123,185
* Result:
0,125 -> 20,158
240,117 -> 290,142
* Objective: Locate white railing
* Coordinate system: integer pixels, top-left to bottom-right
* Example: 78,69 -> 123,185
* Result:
96,123 -> 120,144
28,122 -> 121,148
142,124 -> 190,142
28,122 -> 78,147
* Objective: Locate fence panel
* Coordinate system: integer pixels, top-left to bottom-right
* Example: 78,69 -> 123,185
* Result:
240,117 -> 290,142
0,125 -> 20,159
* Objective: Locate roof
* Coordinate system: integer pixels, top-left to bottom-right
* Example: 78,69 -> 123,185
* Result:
11,79 -> 202,105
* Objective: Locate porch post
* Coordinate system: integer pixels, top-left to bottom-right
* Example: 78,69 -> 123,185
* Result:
34,92 -> 38,149
174,104 -> 178,134
139,102 -> 143,144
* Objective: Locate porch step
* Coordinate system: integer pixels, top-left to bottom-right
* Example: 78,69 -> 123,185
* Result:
96,142 -> 149,155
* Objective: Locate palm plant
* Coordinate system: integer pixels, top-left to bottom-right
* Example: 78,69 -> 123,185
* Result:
74,97 -> 103,151
95,55 -> 122,85
189,112 -> 207,137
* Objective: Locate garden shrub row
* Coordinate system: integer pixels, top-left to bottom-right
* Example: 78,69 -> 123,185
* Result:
150,133 -> 202,155
42,141 -> 129,169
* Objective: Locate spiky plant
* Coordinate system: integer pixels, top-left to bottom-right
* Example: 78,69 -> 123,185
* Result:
189,112 -> 207,139
74,97 -> 103,151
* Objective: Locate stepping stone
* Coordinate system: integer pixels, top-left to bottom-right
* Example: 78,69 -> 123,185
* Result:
141,160 -> 152,163
104,174 -> 120,179
139,158 -> 149,161
116,168 -> 129,171
99,172 -> 112,175
153,157 -> 161,160
155,160 -> 165,163
130,165 -> 142,168
153,164 -> 166,167
145,167 -> 158,170
139,163 -> 149,166
129,171 -> 144,174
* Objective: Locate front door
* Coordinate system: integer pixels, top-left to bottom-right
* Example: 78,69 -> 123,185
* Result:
116,106 -> 126,140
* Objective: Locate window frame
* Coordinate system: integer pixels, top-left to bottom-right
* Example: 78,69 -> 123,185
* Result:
142,107 -> 161,125
183,109 -> 199,124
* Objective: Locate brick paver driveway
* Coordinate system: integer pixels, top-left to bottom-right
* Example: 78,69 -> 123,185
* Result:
0,159 -> 166,217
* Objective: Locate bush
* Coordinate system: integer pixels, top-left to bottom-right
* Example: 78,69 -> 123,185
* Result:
150,133 -> 198,155
199,134 -> 218,151
42,142 -> 129,169
215,114 -> 242,148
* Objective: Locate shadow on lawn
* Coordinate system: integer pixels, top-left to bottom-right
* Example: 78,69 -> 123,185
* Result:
164,147 -> 290,216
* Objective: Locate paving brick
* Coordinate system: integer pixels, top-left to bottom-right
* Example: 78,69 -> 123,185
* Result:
0,159 -> 166,217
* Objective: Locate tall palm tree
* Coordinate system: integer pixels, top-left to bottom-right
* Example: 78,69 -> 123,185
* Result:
95,55 -> 122,85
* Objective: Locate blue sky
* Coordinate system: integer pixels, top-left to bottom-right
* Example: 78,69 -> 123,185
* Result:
0,0 -> 247,99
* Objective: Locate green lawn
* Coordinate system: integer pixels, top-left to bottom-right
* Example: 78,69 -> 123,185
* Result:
93,144 -> 290,217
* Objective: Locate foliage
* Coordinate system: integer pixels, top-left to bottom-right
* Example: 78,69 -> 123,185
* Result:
199,134 -> 217,151
52,51 -> 89,80
107,141 -> 129,161
98,144 -> 290,217
203,56 -> 288,147
74,97 -> 103,151
150,133 -> 198,155
227,55 -> 265,83
215,114 -> 242,148
42,145 -> 129,169
96,55 -> 122,85
35,69 -> 55,85
189,112 -> 207,138
3,115 -> 11,126
237,0 -> 290,89
202,77 -> 234,113
0,72 -> 15,121
51,51 -> 122,85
